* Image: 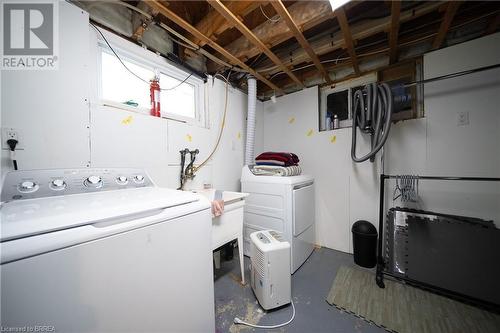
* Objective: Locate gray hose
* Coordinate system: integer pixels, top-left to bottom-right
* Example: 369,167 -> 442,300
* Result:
351,82 -> 393,163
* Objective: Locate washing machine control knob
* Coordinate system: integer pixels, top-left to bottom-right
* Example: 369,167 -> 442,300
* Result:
19,181 -> 38,192
84,175 -> 103,188
51,179 -> 66,190
134,175 -> 145,183
116,176 -> 128,185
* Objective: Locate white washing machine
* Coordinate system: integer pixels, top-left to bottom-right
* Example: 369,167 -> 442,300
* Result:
0,168 -> 215,332
241,166 -> 315,273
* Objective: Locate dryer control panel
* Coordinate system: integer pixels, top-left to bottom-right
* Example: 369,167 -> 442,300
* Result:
1,168 -> 154,202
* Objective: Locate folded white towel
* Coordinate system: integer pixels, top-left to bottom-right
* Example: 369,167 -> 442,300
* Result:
252,165 -> 302,177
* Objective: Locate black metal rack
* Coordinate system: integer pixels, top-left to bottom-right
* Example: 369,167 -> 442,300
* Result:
375,173 -> 500,310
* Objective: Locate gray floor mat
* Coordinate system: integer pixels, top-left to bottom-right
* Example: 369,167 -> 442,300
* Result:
326,266 -> 500,333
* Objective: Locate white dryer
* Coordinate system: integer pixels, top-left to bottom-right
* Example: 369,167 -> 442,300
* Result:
0,168 -> 215,332
241,166 -> 315,273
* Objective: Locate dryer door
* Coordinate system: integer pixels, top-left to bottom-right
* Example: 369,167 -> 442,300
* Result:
292,183 -> 314,236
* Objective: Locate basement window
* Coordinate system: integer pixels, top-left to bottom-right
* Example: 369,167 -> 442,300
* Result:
159,73 -> 196,120
101,51 -> 153,111
318,60 -> 424,132
319,74 -> 377,132
99,43 -> 205,125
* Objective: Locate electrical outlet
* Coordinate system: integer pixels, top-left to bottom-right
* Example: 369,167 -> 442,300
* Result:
1,127 -> 24,150
457,111 -> 470,126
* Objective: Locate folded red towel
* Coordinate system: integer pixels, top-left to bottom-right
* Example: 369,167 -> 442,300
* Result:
255,152 -> 300,165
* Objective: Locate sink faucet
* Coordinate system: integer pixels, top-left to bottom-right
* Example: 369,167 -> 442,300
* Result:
178,148 -> 199,190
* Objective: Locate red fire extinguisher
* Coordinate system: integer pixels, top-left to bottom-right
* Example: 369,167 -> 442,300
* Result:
150,77 -> 161,117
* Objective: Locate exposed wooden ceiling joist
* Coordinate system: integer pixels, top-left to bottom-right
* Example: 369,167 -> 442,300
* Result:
77,0 -> 497,98
258,2 -> 442,77
432,1 -> 463,49
207,0 -> 304,88
146,0 -> 283,93
213,0 -> 334,68
194,1 -> 261,46
388,0 -> 401,64
271,0 -> 332,84
335,7 -> 360,75
261,1 -> 495,97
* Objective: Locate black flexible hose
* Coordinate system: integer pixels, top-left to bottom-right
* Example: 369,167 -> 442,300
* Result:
351,83 -> 393,163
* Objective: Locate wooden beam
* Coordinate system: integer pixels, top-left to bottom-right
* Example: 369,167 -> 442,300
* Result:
260,3 -> 494,96
147,0 -> 283,94
215,0 -> 334,66
388,0 -> 401,64
260,31 -> 438,96
271,0 -> 332,84
335,7 -> 360,75
432,1 -> 462,49
257,2 -> 442,77
194,1 -> 260,46
207,0 -> 304,88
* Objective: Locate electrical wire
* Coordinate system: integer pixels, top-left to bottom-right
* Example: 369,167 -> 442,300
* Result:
91,22 -> 150,84
7,139 -> 18,170
260,5 -> 280,23
80,0 -> 246,74
169,35 -> 198,51
156,19 -> 246,72
91,14 -> 232,175
234,301 -> 296,329
257,9 -> 500,77
161,73 -> 194,91
90,22 -> 194,91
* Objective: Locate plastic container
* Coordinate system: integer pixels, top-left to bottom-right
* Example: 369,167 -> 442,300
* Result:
351,220 -> 378,268
333,114 -> 339,129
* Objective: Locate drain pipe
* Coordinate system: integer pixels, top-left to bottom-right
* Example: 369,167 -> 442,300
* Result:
245,76 -> 257,166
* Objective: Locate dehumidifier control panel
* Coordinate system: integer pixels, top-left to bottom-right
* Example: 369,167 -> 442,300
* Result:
257,232 -> 271,244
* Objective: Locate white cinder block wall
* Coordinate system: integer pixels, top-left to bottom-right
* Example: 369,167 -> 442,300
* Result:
1,2 -> 262,192
262,33 -> 500,253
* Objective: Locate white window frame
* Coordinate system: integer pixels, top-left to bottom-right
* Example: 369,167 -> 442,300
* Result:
95,29 -> 206,127
319,73 -> 377,131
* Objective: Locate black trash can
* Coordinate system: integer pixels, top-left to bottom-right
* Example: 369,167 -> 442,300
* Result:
352,220 -> 378,268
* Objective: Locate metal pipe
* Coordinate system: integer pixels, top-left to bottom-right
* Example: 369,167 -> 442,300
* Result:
375,173 -> 386,288
382,175 -> 500,181
403,63 -> 500,88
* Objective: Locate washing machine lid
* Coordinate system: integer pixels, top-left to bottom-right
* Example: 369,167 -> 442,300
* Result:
0,187 -> 201,242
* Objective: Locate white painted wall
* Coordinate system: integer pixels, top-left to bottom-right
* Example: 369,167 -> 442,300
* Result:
262,33 -> 500,253
385,32 -> 500,226
262,87 -> 380,253
1,2 -> 260,192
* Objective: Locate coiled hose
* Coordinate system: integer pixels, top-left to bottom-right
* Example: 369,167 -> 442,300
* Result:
351,82 -> 393,163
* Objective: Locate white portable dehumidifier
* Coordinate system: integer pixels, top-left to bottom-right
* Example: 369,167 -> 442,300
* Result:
250,230 -> 291,310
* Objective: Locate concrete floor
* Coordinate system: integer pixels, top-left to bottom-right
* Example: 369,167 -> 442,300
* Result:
214,247 -> 386,333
